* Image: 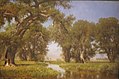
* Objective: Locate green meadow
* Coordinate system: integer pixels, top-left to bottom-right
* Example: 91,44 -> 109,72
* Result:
0,61 -> 59,79
0,61 -> 118,79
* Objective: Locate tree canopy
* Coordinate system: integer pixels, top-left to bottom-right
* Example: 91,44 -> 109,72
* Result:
0,0 -> 71,66
0,0 -> 119,66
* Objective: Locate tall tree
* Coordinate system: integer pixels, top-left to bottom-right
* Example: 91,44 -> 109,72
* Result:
96,17 -> 119,62
49,15 -> 75,62
0,24 -> 16,60
0,0 -> 71,66
71,20 -> 95,63
17,23 -> 49,61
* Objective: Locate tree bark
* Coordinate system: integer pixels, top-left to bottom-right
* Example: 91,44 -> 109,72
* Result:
64,52 -> 70,62
80,51 -> 85,63
64,49 -> 71,62
75,54 -> 80,63
4,44 -> 17,66
107,54 -> 115,63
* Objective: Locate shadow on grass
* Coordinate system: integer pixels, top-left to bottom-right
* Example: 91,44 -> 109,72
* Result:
16,64 -> 35,66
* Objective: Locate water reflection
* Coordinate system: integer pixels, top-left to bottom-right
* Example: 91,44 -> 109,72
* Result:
0,64 -> 118,79
47,64 -> 65,78
59,70 -> 118,79
47,64 -> 118,79
0,71 -> 118,79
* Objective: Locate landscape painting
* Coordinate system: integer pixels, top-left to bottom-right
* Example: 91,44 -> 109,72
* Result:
0,0 -> 119,79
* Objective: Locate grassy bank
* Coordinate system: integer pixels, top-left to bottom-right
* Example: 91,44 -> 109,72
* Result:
0,61 -> 118,79
59,62 -> 118,74
0,61 -> 59,79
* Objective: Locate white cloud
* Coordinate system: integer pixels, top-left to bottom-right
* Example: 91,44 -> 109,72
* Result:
46,42 -> 62,60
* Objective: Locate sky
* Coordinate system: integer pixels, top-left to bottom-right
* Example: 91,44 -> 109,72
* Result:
44,1 -> 119,26
46,1 -> 119,60
46,42 -> 62,60
59,1 -> 119,23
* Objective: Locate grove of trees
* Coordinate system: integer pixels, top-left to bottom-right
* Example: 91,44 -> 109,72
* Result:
49,17 -> 119,63
0,0 -> 119,66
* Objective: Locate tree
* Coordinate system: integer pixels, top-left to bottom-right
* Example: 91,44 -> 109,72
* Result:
0,0 -> 71,66
0,24 -> 16,60
96,17 -> 119,62
18,23 -> 49,61
49,15 -> 75,62
71,20 -> 95,63
0,32 -> 9,60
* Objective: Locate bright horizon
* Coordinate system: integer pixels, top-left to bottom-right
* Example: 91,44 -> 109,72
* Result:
46,42 -> 62,61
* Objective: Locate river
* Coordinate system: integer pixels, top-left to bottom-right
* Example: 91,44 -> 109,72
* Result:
0,63 -> 118,79
47,63 -> 118,79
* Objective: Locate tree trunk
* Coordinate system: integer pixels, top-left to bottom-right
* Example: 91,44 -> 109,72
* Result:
75,54 -> 80,63
4,45 -> 17,66
107,52 -> 115,63
64,49 -> 70,62
74,49 -> 80,63
80,51 -> 85,63
20,52 -> 27,61
108,55 -> 115,63
64,52 -> 70,62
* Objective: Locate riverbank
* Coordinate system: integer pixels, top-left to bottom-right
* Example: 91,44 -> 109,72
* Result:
0,61 -> 59,79
59,62 -> 119,74
0,61 -> 118,79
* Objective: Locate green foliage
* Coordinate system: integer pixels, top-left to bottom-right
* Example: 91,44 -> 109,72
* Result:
96,17 -> 119,62
70,20 -> 96,62
0,0 -> 71,64
49,17 -> 119,63
49,14 -> 75,62
16,24 -> 50,61
0,0 -> 119,64
0,24 -> 16,59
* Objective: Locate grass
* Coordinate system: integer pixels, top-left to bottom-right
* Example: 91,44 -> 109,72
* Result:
0,61 -> 59,79
0,60 -> 118,79
59,62 -> 119,74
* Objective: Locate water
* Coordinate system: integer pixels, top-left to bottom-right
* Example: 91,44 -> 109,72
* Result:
47,64 -> 118,79
47,63 -> 65,78
61,71 -> 118,79
0,63 -> 118,79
